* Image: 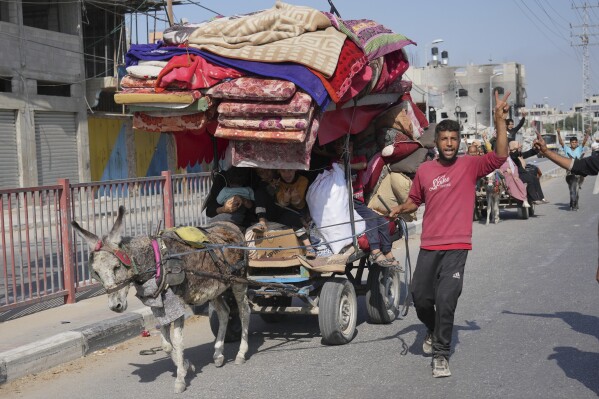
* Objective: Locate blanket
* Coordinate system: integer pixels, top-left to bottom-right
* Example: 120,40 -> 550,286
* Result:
125,42 -> 330,108
217,113 -> 311,131
217,91 -> 313,117
232,118 -> 319,170
186,3 -> 345,77
215,126 -> 307,144
207,77 -> 296,101
133,112 -> 210,133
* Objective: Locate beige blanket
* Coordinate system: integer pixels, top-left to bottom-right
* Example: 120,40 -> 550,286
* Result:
187,2 -> 345,77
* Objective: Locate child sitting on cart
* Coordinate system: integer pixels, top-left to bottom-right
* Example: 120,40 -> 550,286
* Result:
252,168 -> 316,259
333,138 -> 399,267
212,168 -> 255,226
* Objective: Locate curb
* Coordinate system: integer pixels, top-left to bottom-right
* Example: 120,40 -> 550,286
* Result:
540,166 -> 566,182
0,308 -> 156,384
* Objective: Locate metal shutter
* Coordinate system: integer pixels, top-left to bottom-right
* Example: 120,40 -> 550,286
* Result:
0,110 -> 19,188
35,112 -> 79,185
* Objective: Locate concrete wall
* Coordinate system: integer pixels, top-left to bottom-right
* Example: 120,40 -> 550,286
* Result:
0,1 -> 90,187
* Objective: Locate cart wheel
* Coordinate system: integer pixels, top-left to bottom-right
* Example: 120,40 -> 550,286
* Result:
256,296 -> 292,323
319,278 -> 357,345
528,202 -> 535,217
518,205 -> 529,220
208,292 -> 242,342
366,265 -> 401,324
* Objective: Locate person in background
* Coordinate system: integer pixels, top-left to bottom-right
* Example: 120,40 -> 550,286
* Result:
388,91 -> 510,378
557,128 -> 589,210
591,133 -> 599,157
506,109 -> 527,142
508,140 -> 547,205
533,134 -> 599,284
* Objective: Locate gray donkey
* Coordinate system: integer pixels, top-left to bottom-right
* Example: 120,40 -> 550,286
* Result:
71,206 -> 250,393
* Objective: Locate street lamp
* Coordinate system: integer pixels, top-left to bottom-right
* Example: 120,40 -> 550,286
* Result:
425,39 -> 444,122
489,72 -> 503,132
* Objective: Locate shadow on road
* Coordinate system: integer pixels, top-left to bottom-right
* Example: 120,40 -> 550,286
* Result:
548,347 -> 599,395
503,310 -> 599,395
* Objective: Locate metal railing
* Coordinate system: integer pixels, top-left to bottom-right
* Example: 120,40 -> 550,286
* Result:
0,171 -> 212,311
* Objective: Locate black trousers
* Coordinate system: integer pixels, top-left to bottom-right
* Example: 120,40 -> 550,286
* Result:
411,249 -> 468,357
519,170 -> 544,201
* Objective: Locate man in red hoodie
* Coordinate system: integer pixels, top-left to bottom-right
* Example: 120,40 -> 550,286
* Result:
389,91 -> 510,377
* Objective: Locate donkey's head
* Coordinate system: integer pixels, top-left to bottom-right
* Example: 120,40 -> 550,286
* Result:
72,206 -> 132,312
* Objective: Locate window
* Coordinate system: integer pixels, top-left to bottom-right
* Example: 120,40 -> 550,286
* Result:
441,112 -> 448,119
22,0 -> 70,33
37,81 -> 70,97
494,86 -> 505,95
0,76 -> 11,93
455,112 -> 468,118
458,89 -> 468,97
479,88 -> 483,93
0,1 -> 9,22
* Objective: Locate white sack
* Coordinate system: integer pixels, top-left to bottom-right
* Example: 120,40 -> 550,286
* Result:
307,163 -> 365,254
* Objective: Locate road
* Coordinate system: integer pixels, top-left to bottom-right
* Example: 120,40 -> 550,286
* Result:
0,175 -> 597,399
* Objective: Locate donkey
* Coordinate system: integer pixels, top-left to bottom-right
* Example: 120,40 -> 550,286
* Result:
485,170 -> 504,225
71,206 -> 250,393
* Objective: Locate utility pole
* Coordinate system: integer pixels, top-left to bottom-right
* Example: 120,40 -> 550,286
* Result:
571,2 -> 599,135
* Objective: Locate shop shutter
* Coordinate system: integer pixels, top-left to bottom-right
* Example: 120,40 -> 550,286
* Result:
35,112 -> 79,185
0,110 -> 20,188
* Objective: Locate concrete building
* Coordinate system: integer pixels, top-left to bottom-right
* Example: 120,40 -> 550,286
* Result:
0,1 -> 177,189
0,0 -> 90,188
406,52 -> 527,138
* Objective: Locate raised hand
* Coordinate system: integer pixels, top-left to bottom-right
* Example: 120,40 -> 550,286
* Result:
494,90 -> 512,121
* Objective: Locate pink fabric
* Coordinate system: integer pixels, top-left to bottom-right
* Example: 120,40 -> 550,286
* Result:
156,54 -> 243,91
499,161 -> 527,202
232,118 -> 319,170
133,112 -> 209,133
217,91 -> 312,116
317,104 -> 389,146
207,77 -> 296,101
214,126 -> 307,143
121,75 -> 159,88
217,113 -> 311,131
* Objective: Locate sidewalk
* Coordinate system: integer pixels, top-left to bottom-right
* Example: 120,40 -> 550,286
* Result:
0,219 -> 423,385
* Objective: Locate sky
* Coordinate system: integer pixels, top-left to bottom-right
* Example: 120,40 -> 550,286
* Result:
146,0 -> 599,111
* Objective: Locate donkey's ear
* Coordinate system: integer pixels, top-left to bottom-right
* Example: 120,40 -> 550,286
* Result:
107,206 -> 126,245
71,221 -> 100,249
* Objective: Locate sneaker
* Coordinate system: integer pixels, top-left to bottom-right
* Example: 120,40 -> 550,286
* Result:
422,332 -> 433,355
523,200 -> 531,208
541,199 -> 550,204
432,355 -> 451,378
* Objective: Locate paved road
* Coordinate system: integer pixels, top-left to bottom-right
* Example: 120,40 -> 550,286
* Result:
0,176 -> 597,399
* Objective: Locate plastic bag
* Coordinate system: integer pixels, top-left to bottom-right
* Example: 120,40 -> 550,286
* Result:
306,163 -> 365,254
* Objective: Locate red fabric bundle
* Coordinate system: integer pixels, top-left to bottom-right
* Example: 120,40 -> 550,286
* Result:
310,39 -> 369,103
173,122 -> 225,169
381,131 -> 422,164
155,54 -> 243,92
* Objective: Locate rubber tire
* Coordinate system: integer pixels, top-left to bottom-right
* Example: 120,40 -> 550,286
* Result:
366,265 -> 401,324
318,278 -> 357,345
473,203 -> 482,221
256,296 -> 292,323
208,293 -> 242,342
519,205 -> 529,220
